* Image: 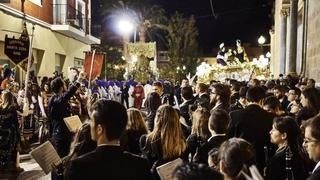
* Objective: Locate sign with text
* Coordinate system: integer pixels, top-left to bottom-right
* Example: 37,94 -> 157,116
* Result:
4,35 -> 30,64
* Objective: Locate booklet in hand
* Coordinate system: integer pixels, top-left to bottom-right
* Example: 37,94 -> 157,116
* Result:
156,158 -> 183,180
30,141 -> 62,174
63,115 -> 82,132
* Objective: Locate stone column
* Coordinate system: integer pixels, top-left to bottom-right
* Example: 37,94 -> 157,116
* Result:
280,9 -> 288,74
288,0 -> 298,75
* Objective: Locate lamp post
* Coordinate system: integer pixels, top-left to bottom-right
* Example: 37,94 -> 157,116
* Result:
258,35 -> 266,54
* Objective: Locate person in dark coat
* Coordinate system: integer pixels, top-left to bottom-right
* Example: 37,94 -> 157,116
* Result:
120,83 -> 129,109
120,108 -> 148,155
194,83 -> 210,110
140,105 -> 187,179
179,86 -> 195,127
265,116 -> 309,180
48,77 -> 80,180
0,91 -> 21,179
65,100 -> 152,180
144,92 -> 161,131
49,78 -> 79,157
193,109 -> 229,165
227,86 -> 274,173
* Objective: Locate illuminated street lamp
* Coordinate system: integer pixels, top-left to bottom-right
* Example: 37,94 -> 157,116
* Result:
258,35 -> 266,53
117,19 -> 134,35
266,52 -> 271,58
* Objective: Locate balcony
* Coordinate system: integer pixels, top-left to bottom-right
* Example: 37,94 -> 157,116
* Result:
51,4 -> 100,44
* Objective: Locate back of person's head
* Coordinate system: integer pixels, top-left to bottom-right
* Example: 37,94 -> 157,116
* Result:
126,108 -> 148,133
273,116 -> 301,151
145,92 -> 161,113
248,78 -> 260,87
219,138 -> 255,178
181,86 -> 194,100
197,83 -> 208,93
239,86 -> 248,99
209,108 -> 229,134
152,81 -> 163,88
173,162 -> 223,180
230,80 -> 240,92
191,107 -> 211,140
263,96 -> 281,113
50,77 -> 65,93
72,123 -> 97,157
265,80 -> 276,90
0,90 -> 17,111
246,86 -> 265,103
150,104 -> 186,160
211,83 -> 231,106
273,85 -> 285,92
90,99 -> 127,141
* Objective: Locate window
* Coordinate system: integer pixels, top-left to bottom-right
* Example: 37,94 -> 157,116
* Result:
76,0 -> 85,29
55,53 -> 66,73
74,58 -> 83,70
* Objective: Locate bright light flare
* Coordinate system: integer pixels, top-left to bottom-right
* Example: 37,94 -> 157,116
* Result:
117,19 -> 134,35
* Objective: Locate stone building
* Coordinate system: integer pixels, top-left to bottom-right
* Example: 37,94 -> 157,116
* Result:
271,0 -> 320,81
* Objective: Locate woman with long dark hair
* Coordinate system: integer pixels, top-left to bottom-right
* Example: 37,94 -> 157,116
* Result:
296,87 -> 320,126
265,116 -> 310,180
0,91 -> 21,179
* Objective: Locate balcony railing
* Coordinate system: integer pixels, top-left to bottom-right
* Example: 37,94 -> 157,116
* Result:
52,4 -> 87,32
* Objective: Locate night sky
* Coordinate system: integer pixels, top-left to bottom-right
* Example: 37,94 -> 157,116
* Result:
93,0 -> 273,54
156,0 -> 273,54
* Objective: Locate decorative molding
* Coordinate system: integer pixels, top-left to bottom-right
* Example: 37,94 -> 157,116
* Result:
281,8 -> 290,17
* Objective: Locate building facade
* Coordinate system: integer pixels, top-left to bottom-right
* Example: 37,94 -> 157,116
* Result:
0,0 -> 100,83
272,0 -> 320,81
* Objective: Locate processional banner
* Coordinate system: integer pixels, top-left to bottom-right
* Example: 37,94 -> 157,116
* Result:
83,52 -> 104,80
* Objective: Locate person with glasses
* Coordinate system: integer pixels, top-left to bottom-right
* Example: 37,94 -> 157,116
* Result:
303,115 -> 320,180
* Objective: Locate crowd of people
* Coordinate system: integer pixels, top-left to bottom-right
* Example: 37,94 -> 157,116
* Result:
1,65 -> 320,180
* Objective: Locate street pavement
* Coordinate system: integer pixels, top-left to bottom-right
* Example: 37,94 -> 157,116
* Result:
17,154 -> 51,180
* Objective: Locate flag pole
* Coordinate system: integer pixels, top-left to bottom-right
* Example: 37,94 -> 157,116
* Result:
88,49 -> 96,90
23,23 -> 35,115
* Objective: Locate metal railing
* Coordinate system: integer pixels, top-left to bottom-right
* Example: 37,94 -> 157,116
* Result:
52,4 -> 87,31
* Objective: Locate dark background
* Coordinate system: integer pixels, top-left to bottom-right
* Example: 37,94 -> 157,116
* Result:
156,0 -> 273,53
92,0 -> 274,54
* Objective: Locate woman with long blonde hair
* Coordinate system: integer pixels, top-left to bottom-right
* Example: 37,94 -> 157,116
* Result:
120,108 -> 148,155
140,104 -> 187,179
187,107 -> 211,159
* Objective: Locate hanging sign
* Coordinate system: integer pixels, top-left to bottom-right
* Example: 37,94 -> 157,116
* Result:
4,35 -> 30,64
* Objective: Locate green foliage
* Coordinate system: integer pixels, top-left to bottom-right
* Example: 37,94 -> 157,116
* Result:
94,45 -> 126,80
99,2 -> 200,81
163,12 -> 199,80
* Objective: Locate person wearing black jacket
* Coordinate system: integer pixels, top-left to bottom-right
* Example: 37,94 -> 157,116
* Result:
66,100 -> 151,180
227,86 -> 274,173
48,77 -> 79,179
